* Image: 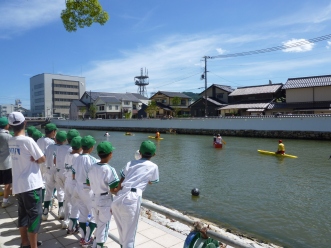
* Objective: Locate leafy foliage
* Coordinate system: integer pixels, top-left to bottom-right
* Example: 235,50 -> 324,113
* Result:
79,106 -> 86,119
61,0 -> 109,32
89,104 -> 97,118
145,100 -> 159,117
171,97 -> 181,117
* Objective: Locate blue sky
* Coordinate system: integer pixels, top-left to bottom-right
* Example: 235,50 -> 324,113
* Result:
1,0 -> 331,109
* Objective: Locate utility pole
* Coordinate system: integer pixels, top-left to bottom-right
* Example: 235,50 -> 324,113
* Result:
204,56 -> 208,117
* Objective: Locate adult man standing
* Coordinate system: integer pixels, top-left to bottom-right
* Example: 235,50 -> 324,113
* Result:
8,112 -> 45,248
0,116 -> 12,208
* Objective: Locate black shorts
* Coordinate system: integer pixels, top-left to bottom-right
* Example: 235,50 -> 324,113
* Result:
17,188 -> 42,233
0,168 -> 12,185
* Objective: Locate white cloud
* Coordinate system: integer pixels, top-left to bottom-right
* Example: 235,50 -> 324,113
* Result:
327,41 -> 331,49
282,39 -> 314,53
0,0 -> 64,35
82,34 -> 221,93
216,48 -> 226,54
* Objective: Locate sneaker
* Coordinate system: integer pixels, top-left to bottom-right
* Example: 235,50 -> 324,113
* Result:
61,220 -> 69,229
1,201 -> 13,208
58,206 -> 64,220
20,240 -> 43,248
81,237 -> 94,248
79,238 -> 85,245
42,208 -> 49,221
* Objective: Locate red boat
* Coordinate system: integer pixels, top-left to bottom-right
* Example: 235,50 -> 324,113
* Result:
213,142 -> 222,148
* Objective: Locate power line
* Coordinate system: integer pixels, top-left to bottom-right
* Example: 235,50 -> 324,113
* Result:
208,33 -> 331,59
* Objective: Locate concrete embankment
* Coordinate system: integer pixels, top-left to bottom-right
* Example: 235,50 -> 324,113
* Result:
52,115 -> 331,140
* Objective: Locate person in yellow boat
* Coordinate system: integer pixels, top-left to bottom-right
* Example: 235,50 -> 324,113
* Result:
276,140 -> 285,154
155,131 -> 160,139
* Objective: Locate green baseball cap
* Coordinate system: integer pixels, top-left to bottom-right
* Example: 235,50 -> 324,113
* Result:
26,126 -> 37,136
97,141 -> 115,155
56,131 -> 67,142
81,135 -> 96,149
139,140 -> 156,156
70,136 -> 82,149
45,123 -> 57,132
0,117 -> 8,127
32,130 -> 43,140
67,129 -> 80,141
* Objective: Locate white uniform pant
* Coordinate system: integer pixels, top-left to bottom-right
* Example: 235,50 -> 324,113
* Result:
44,168 -> 60,202
72,185 -> 94,223
64,178 -> 76,220
92,194 -> 112,244
112,188 -> 142,248
54,170 -> 65,202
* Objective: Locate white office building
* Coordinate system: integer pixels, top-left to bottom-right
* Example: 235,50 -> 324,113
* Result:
30,73 -> 86,118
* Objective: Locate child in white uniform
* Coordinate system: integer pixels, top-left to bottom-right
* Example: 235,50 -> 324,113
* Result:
62,130 -> 80,229
112,140 -> 159,248
42,131 -> 66,220
71,135 -> 98,246
54,131 -> 69,219
88,141 -> 119,248
36,123 -> 57,203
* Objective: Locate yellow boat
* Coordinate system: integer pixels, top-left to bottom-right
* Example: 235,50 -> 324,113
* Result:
148,136 -> 164,140
257,150 -> 298,158
124,132 -> 134,136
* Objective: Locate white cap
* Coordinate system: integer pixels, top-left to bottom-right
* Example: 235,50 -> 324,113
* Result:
8,112 -> 25,126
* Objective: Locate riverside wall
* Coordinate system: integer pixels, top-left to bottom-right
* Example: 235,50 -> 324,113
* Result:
51,114 -> 331,140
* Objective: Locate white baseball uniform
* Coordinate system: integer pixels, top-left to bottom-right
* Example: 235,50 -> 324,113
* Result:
63,151 -> 78,222
88,162 -> 119,245
43,144 -> 58,202
112,159 -> 159,248
71,153 -> 98,223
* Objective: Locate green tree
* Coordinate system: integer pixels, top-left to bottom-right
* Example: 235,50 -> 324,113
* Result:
124,111 -> 132,119
61,0 -> 109,32
79,106 -> 86,119
171,97 -> 181,117
89,104 -> 97,119
145,100 -> 158,118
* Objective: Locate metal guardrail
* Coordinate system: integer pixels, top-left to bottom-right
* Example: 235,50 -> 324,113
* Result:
141,200 -> 259,248
106,199 -> 259,247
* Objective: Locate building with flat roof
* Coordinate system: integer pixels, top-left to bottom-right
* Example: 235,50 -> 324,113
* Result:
30,73 -> 85,118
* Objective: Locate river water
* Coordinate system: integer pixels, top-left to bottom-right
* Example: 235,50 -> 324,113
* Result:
62,129 -> 331,248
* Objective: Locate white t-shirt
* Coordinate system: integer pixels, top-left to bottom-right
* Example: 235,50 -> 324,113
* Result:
37,137 -> 55,154
88,162 -> 119,195
72,154 -> 98,186
55,144 -> 71,170
8,135 -> 44,194
216,136 -> 222,144
64,152 -> 79,179
44,144 -> 57,172
120,159 -> 159,193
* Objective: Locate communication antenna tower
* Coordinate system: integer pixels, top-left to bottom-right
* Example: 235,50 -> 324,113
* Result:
134,68 -> 149,98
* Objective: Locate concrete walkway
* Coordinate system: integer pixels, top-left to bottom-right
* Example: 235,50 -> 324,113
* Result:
0,192 -> 186,248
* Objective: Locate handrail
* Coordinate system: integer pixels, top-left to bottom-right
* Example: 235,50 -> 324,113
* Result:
140,200 -> 263,248
106,199 -> 261,247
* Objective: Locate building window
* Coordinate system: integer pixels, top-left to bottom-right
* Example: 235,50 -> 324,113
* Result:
108,105 -> 112,110
181,99 -> 186,105
124,101 -> 130,105
34,91 -> 44,96
133,104 -> 136,110
161,99 -> 167,104
217,93 -> 224,99
34,83 -> 44,89
99,106 -> 105,111
115,105 -> 118,110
